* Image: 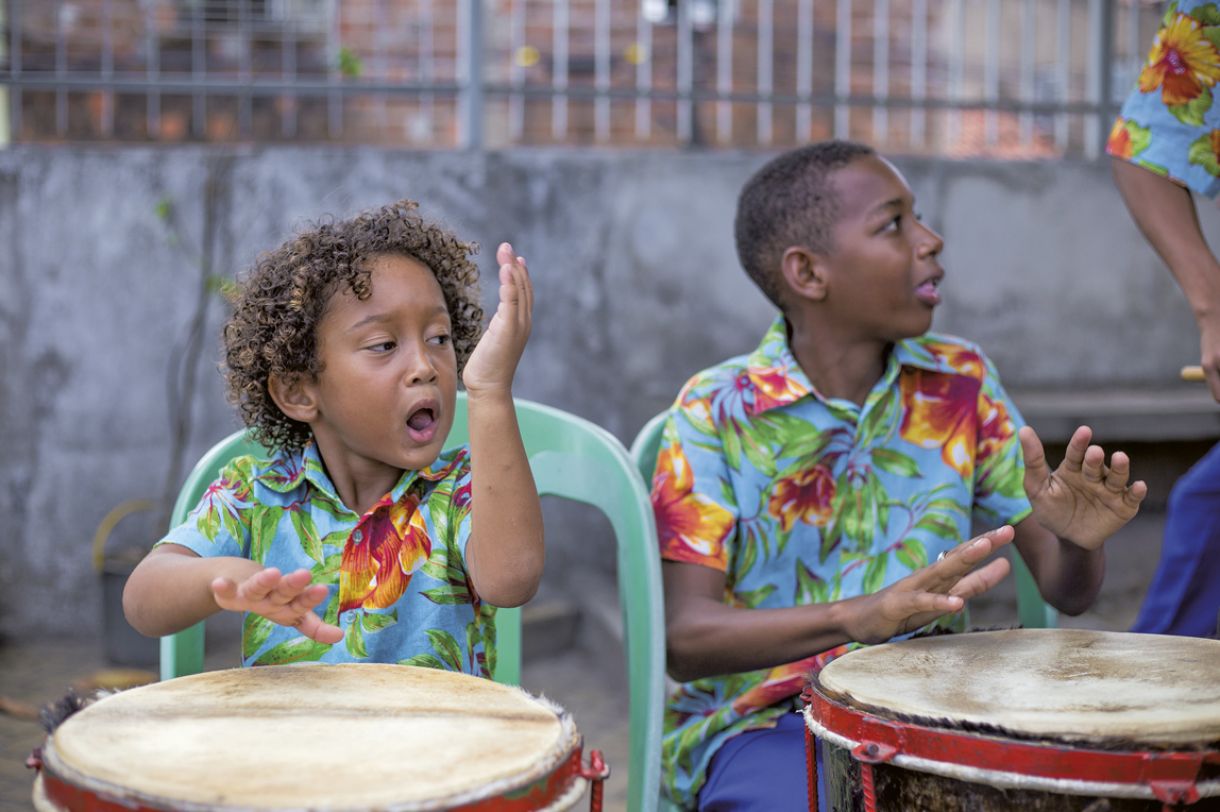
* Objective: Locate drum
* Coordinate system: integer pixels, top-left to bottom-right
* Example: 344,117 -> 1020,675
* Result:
32,663 -> 607,811
802,629 -> 1220,811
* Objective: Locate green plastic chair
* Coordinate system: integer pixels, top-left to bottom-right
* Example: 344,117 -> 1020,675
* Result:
161,393 -> 667,812
628,410 -> 1058,630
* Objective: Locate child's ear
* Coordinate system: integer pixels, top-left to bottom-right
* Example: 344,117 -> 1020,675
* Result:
268,373 -> 319,423
780,246 -> 829,302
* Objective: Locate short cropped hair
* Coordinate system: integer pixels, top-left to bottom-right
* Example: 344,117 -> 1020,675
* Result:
734,140 -> 876,309
222,199 -> 483,453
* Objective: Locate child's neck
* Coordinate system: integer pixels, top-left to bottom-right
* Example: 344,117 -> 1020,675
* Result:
786,317 -> 889,407
314,444 -> 405,516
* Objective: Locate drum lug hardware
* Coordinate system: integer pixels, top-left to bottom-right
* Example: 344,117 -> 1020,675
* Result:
852,741 -> 898,763
1148,780 -> 1200,806
579,749 -> 610,812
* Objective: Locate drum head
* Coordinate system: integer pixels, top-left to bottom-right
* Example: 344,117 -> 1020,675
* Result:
41,664 -> 581,810
817,629 -> 1220,746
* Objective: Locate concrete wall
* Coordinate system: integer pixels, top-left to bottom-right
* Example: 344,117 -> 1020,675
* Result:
0,146 -> 1210,637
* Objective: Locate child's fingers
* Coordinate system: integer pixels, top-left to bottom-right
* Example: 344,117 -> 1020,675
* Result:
287,583 -> 331,613
1018,426 -> 1050,494
948,557 -> 1011,600
1081,445 -> 1106,483
1060,425 -> 1093,474
515,254 -> 534,326
294,612 -> 344,645
496,241 -> 515,267
239,567 -> 282,603
1126,480 -> 1149,508
1104,451 -> 1131,492
268,569 -> 315,605
211,577 -> 239,606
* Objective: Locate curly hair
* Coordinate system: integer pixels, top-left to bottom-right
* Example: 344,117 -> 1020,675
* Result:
734,139 -> 876,310
222,199 -> 484,453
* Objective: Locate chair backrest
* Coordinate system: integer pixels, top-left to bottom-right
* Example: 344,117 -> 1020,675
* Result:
628,409 -> 1058,630
162,393 -> 666,812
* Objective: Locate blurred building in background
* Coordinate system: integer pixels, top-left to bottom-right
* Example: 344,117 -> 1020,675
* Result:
1,0 -> 1165,157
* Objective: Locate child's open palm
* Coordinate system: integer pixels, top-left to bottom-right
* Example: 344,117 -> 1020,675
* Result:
463,243 -> 533,395
211,567 -> 344,645
846,526 -> 1014,645
1020,425 -> 1148,551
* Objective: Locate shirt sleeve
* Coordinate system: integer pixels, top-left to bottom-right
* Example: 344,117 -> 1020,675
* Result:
1106,1 -> 1220,199
972,353 -> 1033,528
157,457 -> 254,559
652,383 -> 739,572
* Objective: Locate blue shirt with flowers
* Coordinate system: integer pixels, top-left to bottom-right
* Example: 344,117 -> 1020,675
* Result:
651,317 -> 1032,807
160,443 -> 494,675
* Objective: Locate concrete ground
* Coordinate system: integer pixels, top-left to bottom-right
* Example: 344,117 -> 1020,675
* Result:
0,512 -> 1176,812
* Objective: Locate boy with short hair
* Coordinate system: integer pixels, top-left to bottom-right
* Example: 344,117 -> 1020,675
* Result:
124,199 -> 543,674
653,141 -> 1148,809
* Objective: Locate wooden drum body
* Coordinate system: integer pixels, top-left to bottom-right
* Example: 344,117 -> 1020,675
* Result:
33,663 -> 604,811
803,630 -> 1220,811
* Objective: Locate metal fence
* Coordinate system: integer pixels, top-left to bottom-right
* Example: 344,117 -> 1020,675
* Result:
0,0 -> 1166,158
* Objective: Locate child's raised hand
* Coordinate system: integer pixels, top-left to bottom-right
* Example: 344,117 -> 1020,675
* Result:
843,526 -> 1014,645
463,242 -> 533,396
211,567 -> 344,645
1020,425 -> 1147,551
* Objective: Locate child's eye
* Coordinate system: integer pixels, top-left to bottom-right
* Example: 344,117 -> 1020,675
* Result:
880,215 -> 901,233
365,341 -> 396,353
428,333 -> 451,346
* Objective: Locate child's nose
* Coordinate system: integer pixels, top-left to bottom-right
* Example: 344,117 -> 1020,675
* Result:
403,346 -> 438,385
917,222 -> 944,257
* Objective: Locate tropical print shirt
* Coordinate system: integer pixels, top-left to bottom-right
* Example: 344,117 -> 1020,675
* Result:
653,318 -> 1032,807
159,443 -> 495,675
1108,0 -> 1220,198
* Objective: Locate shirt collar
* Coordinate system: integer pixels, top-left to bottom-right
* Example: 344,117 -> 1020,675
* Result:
745,317 -> 958,416
260,442 -> 468,509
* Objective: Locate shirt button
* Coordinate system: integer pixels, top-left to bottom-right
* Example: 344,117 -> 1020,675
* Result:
353,529 -> 363,543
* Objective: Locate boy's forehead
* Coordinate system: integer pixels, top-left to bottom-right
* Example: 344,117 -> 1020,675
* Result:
830,156 -> 914,219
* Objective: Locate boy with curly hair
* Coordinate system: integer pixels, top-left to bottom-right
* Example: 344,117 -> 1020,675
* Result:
653,141 -> 1149,809
124,200 -> 542,675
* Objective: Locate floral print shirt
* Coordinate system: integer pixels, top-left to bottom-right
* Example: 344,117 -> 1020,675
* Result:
1108,0 -> 1220,198
160,443 -> 495,675
653,318 -> 1032,807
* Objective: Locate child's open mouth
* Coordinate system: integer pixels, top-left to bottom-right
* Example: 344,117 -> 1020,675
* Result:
406,405 -> 438,442
915,276 -> 941,306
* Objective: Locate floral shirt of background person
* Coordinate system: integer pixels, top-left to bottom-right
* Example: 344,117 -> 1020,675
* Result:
1108,0 -> 1220,196
653,318 -> 1032,806
160,443 -> 494,675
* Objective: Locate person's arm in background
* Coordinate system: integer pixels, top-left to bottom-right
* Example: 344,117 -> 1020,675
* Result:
1112,159 -> 1220,402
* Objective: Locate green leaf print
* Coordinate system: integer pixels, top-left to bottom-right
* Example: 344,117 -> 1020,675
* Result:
722,424 -> 744,472
242,613 -> 275,660
1135,158 -> 1171,177
894,539 -> 929,571
1189,131 -> 1220,176
345,614 -> 368,658
1166,2 -> 1180,27
1192,3 -> 1220,26
819,521 -> 844,564
254,636 -> 331,666
221,509 -> 245,547
737,527 -> 760,578
795,560 -> 829,605
321,529 -> 349,550
861,552 -> 889,595
425,629 -> 464,671
199,506 -> 221,543
249,504 -> 282,564
400,653 -> 447,670
361,609 -> 398,633
740,430 -> 777,478
735,583 -> 776,610
870,448 -> 922,479
421,587 -> 473,605
1170,86 -> 1214,128
858,392 -> 899,446
310,493 -> 352,523
915,513 -> 959,540
311,552 -> 343,583
775,431 -> 830,463
289,509 -> 325,564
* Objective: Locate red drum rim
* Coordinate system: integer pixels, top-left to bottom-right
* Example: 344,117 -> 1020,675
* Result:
39,733 -> 590,812
802,684 -> 1220,806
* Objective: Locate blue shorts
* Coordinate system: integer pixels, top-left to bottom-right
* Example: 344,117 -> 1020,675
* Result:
697,712 -> 825,812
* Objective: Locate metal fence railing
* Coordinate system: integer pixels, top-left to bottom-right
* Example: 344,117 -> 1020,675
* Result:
0,0 -> 1166,158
